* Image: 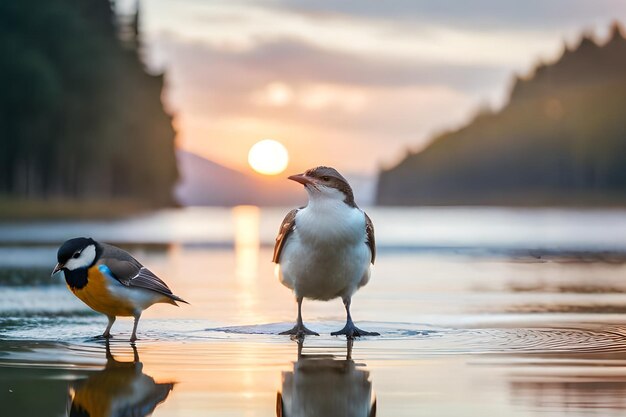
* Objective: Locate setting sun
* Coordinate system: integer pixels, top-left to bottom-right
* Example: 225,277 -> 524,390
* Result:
248,139 -> 289,175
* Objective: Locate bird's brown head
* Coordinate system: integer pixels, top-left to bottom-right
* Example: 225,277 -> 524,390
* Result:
288,166 -> 356,207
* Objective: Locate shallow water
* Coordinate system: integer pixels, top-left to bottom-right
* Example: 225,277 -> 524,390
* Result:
2,207 -> 626,416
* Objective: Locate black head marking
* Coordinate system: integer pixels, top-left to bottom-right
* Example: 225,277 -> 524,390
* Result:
305,166 -> 356,207
57,237 -> 102,290
57,237 -> 97,265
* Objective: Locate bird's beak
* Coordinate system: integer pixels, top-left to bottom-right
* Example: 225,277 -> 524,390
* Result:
288,173 -> 314,185
51,263 -> 64,277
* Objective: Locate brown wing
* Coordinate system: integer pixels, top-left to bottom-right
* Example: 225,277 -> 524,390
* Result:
365,212 -> 376,264
272,209 -> 298,263
99,243 -> 188,303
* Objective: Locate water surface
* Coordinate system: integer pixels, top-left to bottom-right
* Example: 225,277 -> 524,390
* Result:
2,207 -> 626,416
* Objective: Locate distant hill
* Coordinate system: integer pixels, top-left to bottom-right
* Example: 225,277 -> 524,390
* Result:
175,150 -> 306,206
377,24 -> 626,206
175,150 -> 376,207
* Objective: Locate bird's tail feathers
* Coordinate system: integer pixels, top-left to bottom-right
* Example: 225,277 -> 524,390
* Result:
167,293 -> 189,305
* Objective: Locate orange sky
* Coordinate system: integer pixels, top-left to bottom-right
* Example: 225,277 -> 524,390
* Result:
132,0 -> 626,175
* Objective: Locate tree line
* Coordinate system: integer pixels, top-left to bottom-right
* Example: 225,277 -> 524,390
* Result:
0,0 -> 178,206
377,24 -> 626,206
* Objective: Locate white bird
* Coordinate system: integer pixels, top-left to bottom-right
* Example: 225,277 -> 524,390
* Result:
273,166 -> 379,339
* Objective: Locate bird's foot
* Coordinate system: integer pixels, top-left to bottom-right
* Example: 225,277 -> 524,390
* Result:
331,322 -> 380,339
92,333 -> 112,340
130,334 -> 138,343
279,323 -> 319,339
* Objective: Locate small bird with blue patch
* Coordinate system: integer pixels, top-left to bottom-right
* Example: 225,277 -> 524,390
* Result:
52,237 -> 188,342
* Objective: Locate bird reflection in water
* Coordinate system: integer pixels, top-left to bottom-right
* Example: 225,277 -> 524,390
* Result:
68,342 -> 174,417
277,340 -> 376,417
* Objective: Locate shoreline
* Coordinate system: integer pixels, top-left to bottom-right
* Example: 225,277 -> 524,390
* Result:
0,198 -> 173,221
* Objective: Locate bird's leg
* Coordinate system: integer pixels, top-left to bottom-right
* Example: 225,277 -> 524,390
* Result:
130,314 -> 141,343
279,297 -> 319,339
331,297 -> 380,339
102,315 -> 115,339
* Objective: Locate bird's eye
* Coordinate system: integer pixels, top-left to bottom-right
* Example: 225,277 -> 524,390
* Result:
322,176 -> 330,181
72,252 -> 80,259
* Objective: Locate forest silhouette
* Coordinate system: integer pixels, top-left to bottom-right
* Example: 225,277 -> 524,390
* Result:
378,24 -> 626,206
0,0 -> 177,208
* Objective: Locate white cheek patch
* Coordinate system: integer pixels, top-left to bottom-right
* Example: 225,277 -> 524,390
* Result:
65,244 -> 97,270
320,186 -> 346,200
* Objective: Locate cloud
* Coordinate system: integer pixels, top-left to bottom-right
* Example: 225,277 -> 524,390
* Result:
140,0 -> 626,173
152,35 -> 489,130
147,35 -> 479,173
144,0 -> 604,69
152,35 -> 508,94
260,0 -> 626,30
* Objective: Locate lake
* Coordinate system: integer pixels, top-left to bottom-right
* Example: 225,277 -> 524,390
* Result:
2,206 -> 626,416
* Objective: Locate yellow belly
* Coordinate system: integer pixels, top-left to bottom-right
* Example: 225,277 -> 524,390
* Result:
69,267 -> 136,317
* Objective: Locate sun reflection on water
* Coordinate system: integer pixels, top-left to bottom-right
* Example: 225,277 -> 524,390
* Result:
233,205 -> 262,324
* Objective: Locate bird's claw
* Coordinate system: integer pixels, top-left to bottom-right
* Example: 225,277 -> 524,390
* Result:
331,323 -> 380,339
279,324 -> 319,339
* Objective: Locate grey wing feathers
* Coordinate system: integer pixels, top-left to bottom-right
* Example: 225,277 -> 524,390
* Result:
272,209 -> 298,263
99,243 -> 188,304
98,244 -> 142,285
131,267 -> 188,304
365,212 -> 376,264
